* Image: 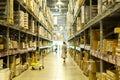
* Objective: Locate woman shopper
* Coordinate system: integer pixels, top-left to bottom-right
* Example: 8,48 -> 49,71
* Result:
61,42 -> 67,62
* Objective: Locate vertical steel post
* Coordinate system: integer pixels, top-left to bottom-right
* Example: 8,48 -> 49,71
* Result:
100,0 -> 103,74
90,0 -> 92,20
89,0 -> 92,60
100,20 -> 103,73
7,27 -> 9,68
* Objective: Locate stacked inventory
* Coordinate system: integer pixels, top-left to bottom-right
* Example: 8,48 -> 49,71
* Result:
0,0 -> 53,79
67,0 -> 120,80
14,11 -> 29,30
14,11 -> 24,28
24,12 -> 28,30
0,0 -> 14,24
114,27 -> 120,56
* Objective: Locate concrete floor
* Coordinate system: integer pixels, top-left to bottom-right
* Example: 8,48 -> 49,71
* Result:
13,52 -> 88,80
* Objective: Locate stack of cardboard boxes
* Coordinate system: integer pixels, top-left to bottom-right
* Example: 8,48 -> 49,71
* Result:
114,27 -> 120,56
91,29 -> 100,51
9,40 -> 18,50
14,11 -> 29,30
0,0 -> 14,24
14,11 -> 24,28
0,59 -> 3,69
96,70 -> 118,80
84,5 -> 98,23
24,12 -> 28,30
0,38 -> 5,50
103,39 -> 117,54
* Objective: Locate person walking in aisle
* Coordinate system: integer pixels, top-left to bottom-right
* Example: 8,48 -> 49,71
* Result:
61,42 -> 67,62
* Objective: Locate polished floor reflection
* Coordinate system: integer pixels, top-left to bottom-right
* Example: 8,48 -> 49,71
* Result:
13,53 -> 88,80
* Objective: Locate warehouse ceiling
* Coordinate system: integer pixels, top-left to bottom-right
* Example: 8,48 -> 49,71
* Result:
47,0 -> 69,27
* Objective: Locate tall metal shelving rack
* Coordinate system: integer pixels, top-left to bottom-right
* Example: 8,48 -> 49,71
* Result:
68,0 -> 120,79
0,0 -> 53,79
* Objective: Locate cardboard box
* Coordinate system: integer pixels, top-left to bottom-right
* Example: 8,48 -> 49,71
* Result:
96,73 -> 107,80
0,44 -> 4,50
92,40 -> 98,50
0,38 -> 3,43
89,72 -> 97,80
0,59 -> 3,69
114,27 -> 120,33
106,40 -> 117,53
12,41 -> 18,49
106,70 -> 117,80
20,42 -> 26,49
89,60 -> 98,73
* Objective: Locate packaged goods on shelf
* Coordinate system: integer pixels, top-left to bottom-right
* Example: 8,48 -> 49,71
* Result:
0,0 -> 14,24
92,29 -> 100,40
82,59 -> 89,76
39,26 -> 45,36
29,20 -> 34,33
14,11 -> 24,27
103,39 -> 117,54
33,1 -> 39,17
20,42 -> 26,49
106,70 -> 117,80
114,27 -> 120,33
12,40 -> 18,49
89,72 -> 97,80
33,41 -> 36,48
30,0 -> 34,11
24,12 -> 28,29
8,0 -> 14,24
0,68 -> 10,80
21,0 -> 27,5
92,40 -> 99,50
27,0 -> 35,12
0,44 -> 4,50
16,58 -> 20,65
96,73 -> 107,80
28,41 -> 33,48
0,59 -> 3,69
90,60 -> 100,72
106,40 -> 117,53
97,70 -> 118,80
83,5 -> 98,22
80,38 -> 84,44
0,38 -> 3,43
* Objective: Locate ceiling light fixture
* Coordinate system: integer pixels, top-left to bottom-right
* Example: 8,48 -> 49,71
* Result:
56,0 -> 64,5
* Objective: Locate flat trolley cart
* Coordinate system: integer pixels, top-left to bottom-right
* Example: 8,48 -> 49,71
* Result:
31,50 -> 44,70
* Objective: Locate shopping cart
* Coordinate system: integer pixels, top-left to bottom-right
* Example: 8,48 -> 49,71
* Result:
31,50 -> 44,70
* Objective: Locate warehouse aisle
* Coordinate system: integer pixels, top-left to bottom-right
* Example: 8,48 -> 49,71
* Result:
13,52 -> 88,80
